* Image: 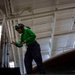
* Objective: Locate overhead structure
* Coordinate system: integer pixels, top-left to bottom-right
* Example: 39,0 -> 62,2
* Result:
0,0 -> 75,74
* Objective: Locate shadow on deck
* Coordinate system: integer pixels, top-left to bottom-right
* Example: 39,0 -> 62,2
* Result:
33,49 -> 75,74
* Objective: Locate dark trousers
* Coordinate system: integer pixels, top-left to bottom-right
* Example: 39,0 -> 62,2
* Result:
24,41 -> 46,74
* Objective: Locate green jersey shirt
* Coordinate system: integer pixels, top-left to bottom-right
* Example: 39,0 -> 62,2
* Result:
15,28 -> 36,47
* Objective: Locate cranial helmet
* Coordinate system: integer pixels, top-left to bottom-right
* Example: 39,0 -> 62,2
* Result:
15,23 -> 24,30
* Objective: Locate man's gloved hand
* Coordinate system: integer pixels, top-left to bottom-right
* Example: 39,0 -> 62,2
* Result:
11,41 -> 15,45
24,40 -> 26,43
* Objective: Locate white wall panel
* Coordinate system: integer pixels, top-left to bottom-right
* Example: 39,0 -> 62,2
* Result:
36,31 -> 51,38
37,38 -> 50,50
67,34 -> 75,47
53,35 -> 68,50
55,19 -> 73,34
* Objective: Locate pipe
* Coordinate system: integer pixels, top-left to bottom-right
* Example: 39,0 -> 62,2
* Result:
4,0 -> 8,17
0,9 -> 5,16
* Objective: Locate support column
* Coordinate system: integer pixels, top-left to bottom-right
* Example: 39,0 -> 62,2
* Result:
2,26 -> 6,67
4,37 -> 8,67
2,21 -> 9,68
7,20 -> 17,67
1,16 -> 9,67
50,12 -> 57,57
4,21 -> 10,67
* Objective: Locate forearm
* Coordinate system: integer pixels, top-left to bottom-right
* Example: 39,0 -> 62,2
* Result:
12,40 -> 23,48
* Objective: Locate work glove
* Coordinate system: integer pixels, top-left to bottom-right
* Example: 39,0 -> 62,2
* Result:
11,41 -> 15,45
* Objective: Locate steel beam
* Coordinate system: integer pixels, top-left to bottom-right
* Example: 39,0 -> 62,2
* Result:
6,6 -> 75,20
